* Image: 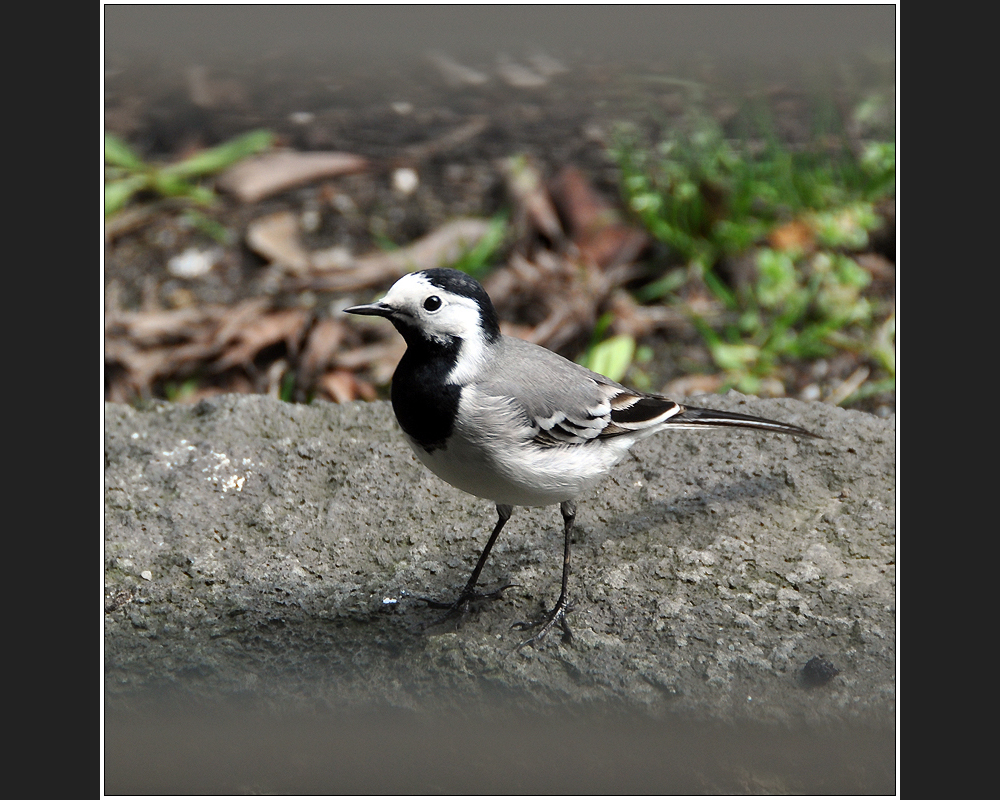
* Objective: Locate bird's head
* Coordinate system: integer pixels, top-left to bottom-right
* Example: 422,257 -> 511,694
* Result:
344,268 -> 501,351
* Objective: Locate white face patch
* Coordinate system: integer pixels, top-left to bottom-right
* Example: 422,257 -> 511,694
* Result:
379,272 -> 490,382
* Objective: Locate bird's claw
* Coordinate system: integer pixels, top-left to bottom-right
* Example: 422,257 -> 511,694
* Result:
512,598 -> 574,651
418,583 -> 517,629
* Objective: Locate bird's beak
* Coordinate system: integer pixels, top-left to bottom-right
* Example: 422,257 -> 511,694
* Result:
343,301 -> 393,318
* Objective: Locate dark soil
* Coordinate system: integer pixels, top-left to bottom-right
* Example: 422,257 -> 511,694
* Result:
104,42 -> 895,412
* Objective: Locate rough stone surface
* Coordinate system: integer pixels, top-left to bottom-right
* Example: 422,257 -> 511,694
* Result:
105,393 -> 894,718
104,392 -> 895,791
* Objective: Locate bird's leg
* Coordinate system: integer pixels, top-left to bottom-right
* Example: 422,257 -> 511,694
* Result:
421,504 -> 516,620
513,500 -> 576,650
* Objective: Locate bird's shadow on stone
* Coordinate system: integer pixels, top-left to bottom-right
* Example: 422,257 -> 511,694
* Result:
583,469 -> 795,552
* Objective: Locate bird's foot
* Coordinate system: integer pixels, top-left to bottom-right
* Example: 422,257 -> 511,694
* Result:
418,584 -> 516,629
512,596 -> 574,651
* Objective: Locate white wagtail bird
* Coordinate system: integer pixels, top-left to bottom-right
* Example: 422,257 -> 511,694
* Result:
345,268 -> 819,648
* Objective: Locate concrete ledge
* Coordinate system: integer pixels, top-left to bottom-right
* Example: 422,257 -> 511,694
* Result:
105,392 -> 894,718
104,392 -> 895,790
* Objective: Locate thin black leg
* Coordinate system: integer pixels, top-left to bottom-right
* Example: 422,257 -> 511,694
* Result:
421,504 -> 516,619
460,503 -> 513,597
513,500 -> 577,650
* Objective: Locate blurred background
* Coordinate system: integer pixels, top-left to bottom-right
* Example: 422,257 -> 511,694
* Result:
105,5 -> 895,415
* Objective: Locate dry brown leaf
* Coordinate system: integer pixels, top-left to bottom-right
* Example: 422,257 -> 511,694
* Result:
768,220 -> 815,254
549,166 -> 611,239
212,299 -> 273,348
318,371 -> 355,403
360,217 -> 493,272
317,370 -> 377,403
480,251 -> 549,306
105,339 -> 185,394
168,340 -> 228,368
298,218 -> 494,292
105,306 -> 219,346
604,291 -> 691,339
105,301 -> 253,398
402,115 -> 489,161
549,166 -> 649,269
484,251 -> 615,353
335,339 -> 406,385
500,156 -> 564,244
218,151 -> 368,204
524,303 -> 577,349
353,377 -> 378,402
298,318 -> 346,390
578,226 -> 649,271
213,308 -> 311,372
246,211 -> 311,273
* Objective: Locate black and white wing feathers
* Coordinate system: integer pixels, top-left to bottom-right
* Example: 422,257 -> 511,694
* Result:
480,336 -> 817,447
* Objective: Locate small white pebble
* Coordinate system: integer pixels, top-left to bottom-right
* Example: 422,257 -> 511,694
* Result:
391,101 -> 413,115
140,570 -> 152,581
392,167 -> 419,196
800,383 -> 822,402
167,247 -> 221,279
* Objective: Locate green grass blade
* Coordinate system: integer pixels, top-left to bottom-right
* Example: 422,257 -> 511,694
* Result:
162,130 -> 274,179
104,133 -> 146,171
581,335 -> 636,382
104,174 -> 149,217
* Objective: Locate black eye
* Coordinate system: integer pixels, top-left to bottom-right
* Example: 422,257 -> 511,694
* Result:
423,295 -> 442,311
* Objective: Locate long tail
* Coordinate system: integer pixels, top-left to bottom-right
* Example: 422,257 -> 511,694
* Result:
667,404 -> 821,438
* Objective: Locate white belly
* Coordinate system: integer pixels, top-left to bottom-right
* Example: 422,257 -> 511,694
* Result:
405,426 -> 633,507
